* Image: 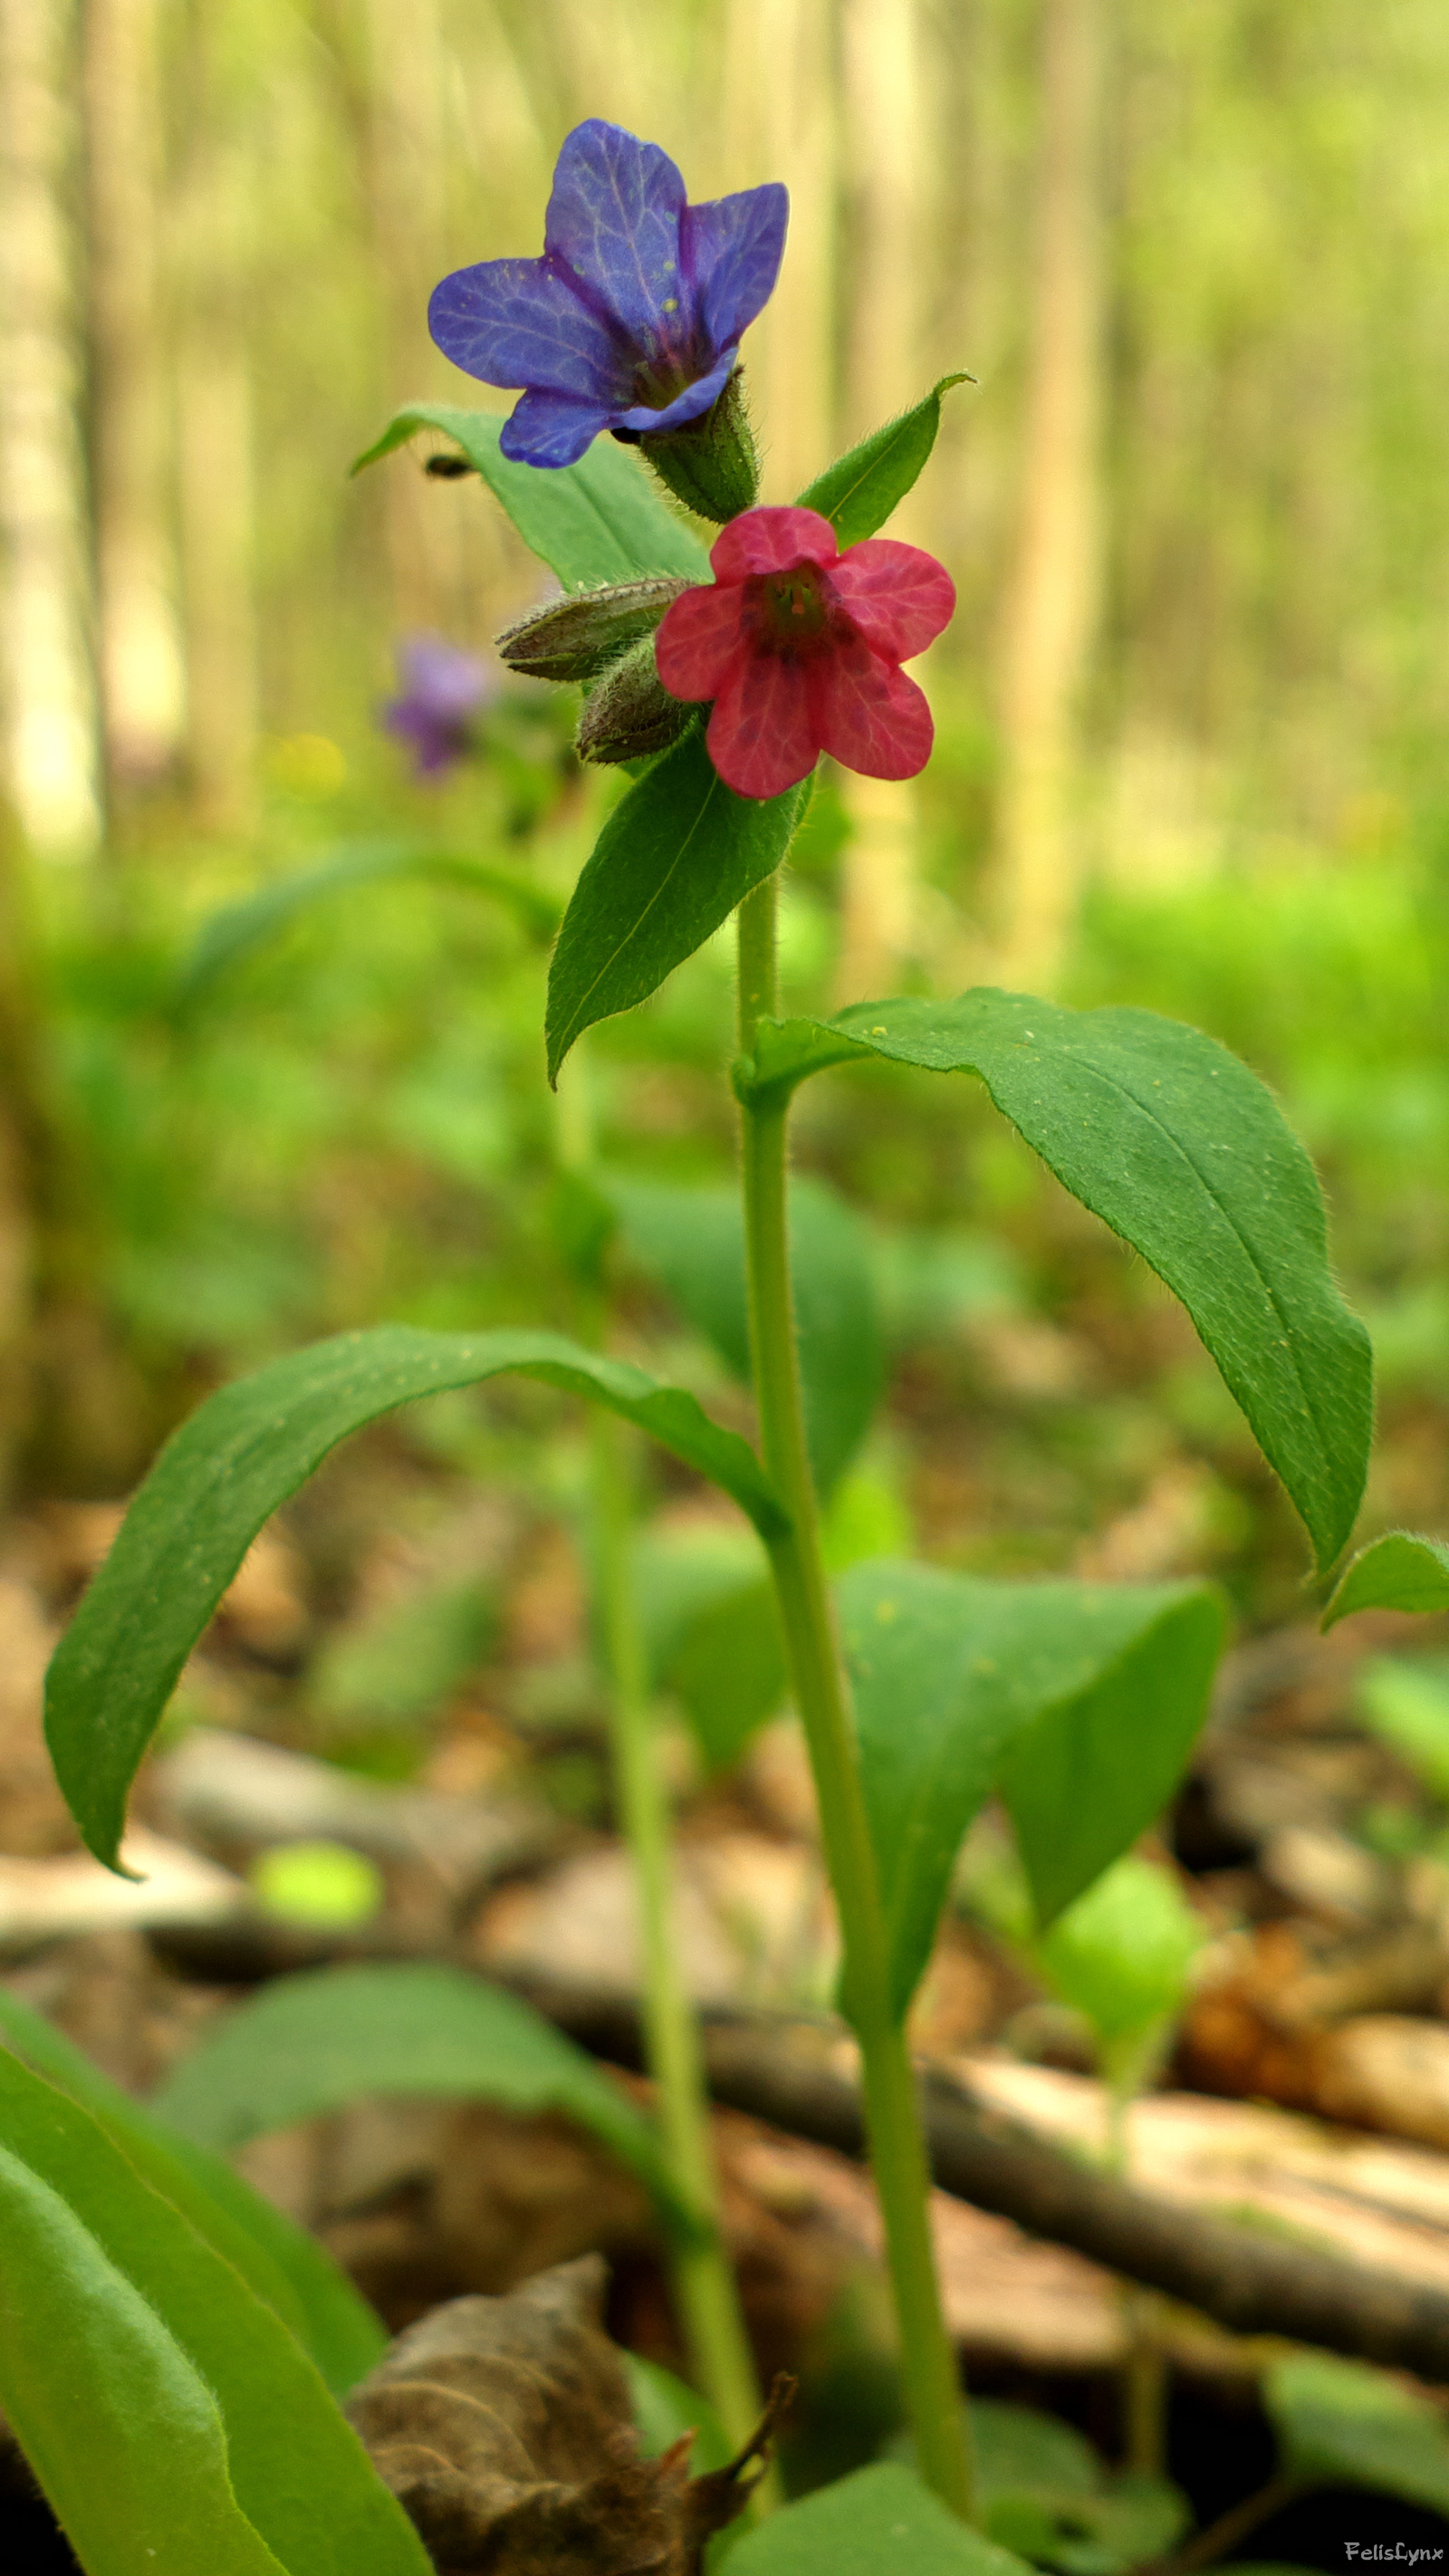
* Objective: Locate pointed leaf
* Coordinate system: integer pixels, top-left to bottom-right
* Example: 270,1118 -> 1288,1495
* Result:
726,2461 -> 1030,2576
1323,1530 -> 1449,1628
45,1324 -> 784,1869
797,375 -> 973,549
609,1173 -> 884,1493
0,2051 -> 431,2575
0,1985 -> 384,2395
1267,2354 -> 1449,2514
840,1559 -> 1224,2008
178,840 -> 559,1006
744,991 -> 1372,1571
545,729 -> 808,1078
352,403 -> 708,591
152,1962 -> 697,2238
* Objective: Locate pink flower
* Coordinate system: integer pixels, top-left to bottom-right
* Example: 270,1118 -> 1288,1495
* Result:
654,505 -> 955,801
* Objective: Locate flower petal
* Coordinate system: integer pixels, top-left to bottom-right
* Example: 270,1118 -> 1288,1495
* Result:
706,650 -> 819,799
428,256 -> 625,400
681,184 -> 789,349
543,120 -> 689,350
614,352 -> 738,438
655,583 -> 751,701
811,636 -> 934,781
499,389 -> 614,468
710,505 -> 839,584
825,540 -> 956,664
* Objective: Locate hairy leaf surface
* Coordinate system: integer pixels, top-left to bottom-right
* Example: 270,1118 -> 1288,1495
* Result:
796,374 -> 972,549
1322,1529 -> 1449,1627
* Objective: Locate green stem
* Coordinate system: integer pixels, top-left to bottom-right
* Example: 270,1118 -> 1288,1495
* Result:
587,1406 -> 771,2470
734,875 -> 976,2523
1105,2060 -> 1166,2475
556,1045 -> 770,2485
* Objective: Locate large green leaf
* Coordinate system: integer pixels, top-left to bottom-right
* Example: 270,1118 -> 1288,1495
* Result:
352,403 -> 708,591
635,1523 -> 787,1771
0,2051 -> 430,2576
545,729 -> 808,1079
152,1962 -> 697,2237
0,1985 -> 384,2395
726,2462 -> 1029,2576
797,375 -> 972,549
609,1173 -> 884,1494
1323,1529 -> 1449,1627
1267,2353 -> 1449,2514
45,1323 -> 784,1869
742,990 -> 1372,1571
178,840 -> 559,1006
840,1560 -> 1223,2004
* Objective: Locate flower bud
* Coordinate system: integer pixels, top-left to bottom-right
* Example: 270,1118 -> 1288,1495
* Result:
574,637 -> 696,766
495,577 -> 692,683
634,369 -> 761,525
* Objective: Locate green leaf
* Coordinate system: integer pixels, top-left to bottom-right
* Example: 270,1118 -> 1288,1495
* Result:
1355,1656 -> 1449,1802
0,2050 -> 430,2576
725,2462 -> 1031,2576
970,2401 -> 1187,2576
45,1322 -> 784,1869
0,1984 -> 385,2395
635,1524 -> 787,1771
545,730 -> 809,1079
840,1560 -> 1223,2007
797,376 -> 972,549
609,1173 -> 885,1494
1029,1856 -> 1204,2052
1323,1530 -> 1449,1627
178,840 -> 560,1005
623,2352 -> 733,2472
152,1961 -> 697,2237
351,403 -> 709,591
743,990 -> 1372,1572
1267,2352 -> 1449,2514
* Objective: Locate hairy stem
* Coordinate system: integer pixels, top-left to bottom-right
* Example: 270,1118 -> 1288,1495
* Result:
734,873 -> 975,2521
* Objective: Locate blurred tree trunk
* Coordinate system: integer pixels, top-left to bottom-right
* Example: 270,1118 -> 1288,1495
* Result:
991,0 -> 1106,991
83,0 -> 187,803
366,0 -> 453,634
724,0 -> 838,504
0,0 -> 101,856
836,0 -> 925,1004
171,3 -> 258,831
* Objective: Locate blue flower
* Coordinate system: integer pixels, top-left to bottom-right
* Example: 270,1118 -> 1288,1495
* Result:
381,635 -> 495,778
428,120 -> 788,470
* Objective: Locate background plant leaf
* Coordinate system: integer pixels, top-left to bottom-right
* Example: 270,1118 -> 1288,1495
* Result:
0,2050 -> 429,2576
152,1961 -> 697,2237
796,374 -> 972,549
45,1322 -> 784,1869
965,2400 -> 1188,2574
0,1986 -> 384,2394
634,1523 -> 787,1771
1027,1856 -> 1205,2069
545,730 -> 808,1079
352,403 -> 708,589
724,2460 -> 1031,2576
1266,2352 -> 1449,2514
1323,1530 -> 1449,1627
840,1558 -> 1224,2004
745,990 -> 1372,1571
609,1172 -> 884,1495
178,841 -> 559,1007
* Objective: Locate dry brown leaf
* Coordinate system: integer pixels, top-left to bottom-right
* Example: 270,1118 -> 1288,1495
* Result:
346,2254 -> 777,2574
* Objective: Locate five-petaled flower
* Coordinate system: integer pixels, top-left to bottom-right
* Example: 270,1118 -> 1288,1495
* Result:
654,507 -> 955,802
427,120 -> 787,470
381,635 -> 495,779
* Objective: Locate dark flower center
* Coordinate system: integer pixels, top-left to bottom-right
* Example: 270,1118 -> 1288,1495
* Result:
751,561 -> 835,658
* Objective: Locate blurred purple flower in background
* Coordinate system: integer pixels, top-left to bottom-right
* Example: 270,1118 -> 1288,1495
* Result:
427,119 -> 787,469
381,635 -> 495,779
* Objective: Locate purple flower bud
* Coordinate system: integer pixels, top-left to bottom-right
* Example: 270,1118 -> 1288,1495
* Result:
427,120 -> 788,471
380,635 -> 495,779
